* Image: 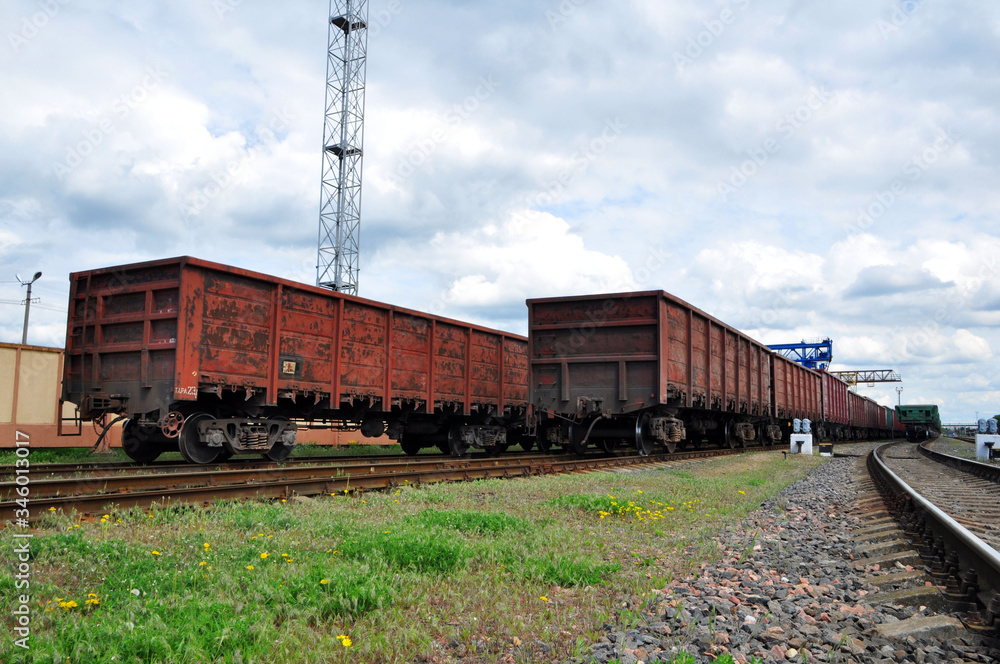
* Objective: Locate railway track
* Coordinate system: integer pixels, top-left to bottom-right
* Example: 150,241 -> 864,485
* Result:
0,451 -> 476,481
2,445 -> 781,524
867,440 -> 1000,631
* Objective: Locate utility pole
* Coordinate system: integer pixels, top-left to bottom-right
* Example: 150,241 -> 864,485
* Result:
317,0 -> 368,295
18,271 -> 42,345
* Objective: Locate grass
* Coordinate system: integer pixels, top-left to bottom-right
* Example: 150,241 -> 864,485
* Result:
1,451 -> 823,663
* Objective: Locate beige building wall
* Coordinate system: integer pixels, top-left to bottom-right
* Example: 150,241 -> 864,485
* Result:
15,349 -> 61,424
0,346 -> 15,423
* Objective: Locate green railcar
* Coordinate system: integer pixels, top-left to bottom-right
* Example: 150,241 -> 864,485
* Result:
895,404 -> 941,442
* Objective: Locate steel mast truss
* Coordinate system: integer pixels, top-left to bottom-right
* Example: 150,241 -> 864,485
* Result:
317,0 -> 368,294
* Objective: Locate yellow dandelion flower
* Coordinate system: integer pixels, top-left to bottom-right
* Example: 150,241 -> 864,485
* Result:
85,598 -> 100,606
540,596 -> 549,602
246,565 -> 254,570
320,579 -> 329,585
151,550 -> 160,556
48,507 -> 56,512
260,552 -> 269,559
199,561 -> 207,567
337,635 -> 352,647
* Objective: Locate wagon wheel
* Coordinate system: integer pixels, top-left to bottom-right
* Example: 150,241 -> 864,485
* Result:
121,419 -> 162,465
535,435 -> 552,453
178,413 -> 222,465
447,426 -> 469,457
721,420 -> 738,449
634,413 -> 654,457
262,417 -> 294,462
399,436 -> 422,456
568,422 -> 590,456
600,438 -> 618,454
399,433 -> 424,456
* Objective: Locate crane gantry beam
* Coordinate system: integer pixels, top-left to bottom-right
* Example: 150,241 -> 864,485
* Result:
829,370 -> 901,386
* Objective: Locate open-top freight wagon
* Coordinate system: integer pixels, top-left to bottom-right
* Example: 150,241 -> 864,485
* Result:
527,291 -> 787,455
63,257 -> 528,463
526,290 -> 901,456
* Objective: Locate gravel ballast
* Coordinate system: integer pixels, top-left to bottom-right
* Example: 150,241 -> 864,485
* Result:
565,444 -> 999,664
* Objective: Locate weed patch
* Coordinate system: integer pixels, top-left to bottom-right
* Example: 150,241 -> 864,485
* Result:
339,527 -> 469,575
411,508 -> 533,535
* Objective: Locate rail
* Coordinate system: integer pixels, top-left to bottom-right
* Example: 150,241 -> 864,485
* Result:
919,440 -> 1000,483
867,442 -> 1000,630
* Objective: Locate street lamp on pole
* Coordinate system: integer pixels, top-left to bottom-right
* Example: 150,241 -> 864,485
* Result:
896,386 -> 903,406
17,271 -> 42,346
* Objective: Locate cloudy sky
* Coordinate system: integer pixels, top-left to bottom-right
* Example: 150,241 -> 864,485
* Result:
1,0 -> 997,423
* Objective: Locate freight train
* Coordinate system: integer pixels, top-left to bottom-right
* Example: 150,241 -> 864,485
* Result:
526,291 -> 903,456
894,404 -> 942,442
62,258 -> 904,464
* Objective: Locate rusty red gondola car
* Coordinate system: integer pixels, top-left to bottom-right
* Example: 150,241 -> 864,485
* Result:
63,257 -> 528,463
527,290 -> 786,456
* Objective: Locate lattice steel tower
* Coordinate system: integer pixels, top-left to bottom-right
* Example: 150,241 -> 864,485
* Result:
317,0 -> 368,294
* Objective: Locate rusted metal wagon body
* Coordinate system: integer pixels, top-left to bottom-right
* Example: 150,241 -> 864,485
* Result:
63,257 -> 528,463
819,370 -> 851,440
527,291 -> 782,456
846,390 -> 881,439
770,355 -> 822,432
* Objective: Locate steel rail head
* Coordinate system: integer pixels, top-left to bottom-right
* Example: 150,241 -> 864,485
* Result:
918,440 -> 1000,482
869,442 -> 1000,628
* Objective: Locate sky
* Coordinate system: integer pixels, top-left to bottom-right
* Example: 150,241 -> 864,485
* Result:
1,0 -> 998,423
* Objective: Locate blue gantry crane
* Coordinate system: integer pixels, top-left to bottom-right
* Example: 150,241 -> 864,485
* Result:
767,338 -> 833,370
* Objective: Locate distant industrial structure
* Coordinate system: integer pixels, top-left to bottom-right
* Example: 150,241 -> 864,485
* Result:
317,0 -> 368,295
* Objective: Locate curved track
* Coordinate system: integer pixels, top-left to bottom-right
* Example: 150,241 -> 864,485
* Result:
867,440 -> 1000,631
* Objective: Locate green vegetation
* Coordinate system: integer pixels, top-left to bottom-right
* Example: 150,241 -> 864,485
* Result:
1,452 -> 822,663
